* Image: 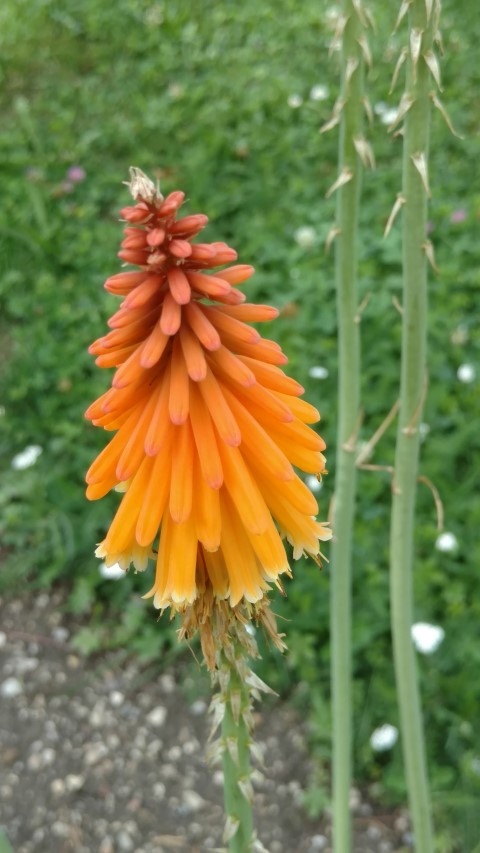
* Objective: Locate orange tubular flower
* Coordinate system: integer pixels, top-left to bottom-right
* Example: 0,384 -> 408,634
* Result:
86,168 -> 331,613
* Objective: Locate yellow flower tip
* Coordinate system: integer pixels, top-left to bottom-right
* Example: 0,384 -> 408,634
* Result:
86,170 -> 332,613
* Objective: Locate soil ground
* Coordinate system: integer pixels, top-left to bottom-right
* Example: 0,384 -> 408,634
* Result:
0,590 -> 410,853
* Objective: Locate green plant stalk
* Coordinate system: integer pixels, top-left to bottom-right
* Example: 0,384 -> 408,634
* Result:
390,3 -> 435,851
221,652 -> 254,852
330,4 -> 365,851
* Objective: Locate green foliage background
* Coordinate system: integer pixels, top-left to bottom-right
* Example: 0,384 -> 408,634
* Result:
0,1 -> 479,848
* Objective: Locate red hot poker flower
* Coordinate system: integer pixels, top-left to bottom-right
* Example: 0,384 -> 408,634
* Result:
86,168 -> 331,612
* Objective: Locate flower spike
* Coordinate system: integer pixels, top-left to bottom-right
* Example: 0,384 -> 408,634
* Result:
86,169 -> 331,614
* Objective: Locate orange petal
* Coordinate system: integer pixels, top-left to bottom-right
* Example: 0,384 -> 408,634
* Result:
200,547 -> 229,598
219,494 -> 267,606
157,191 -> 185,217
86,469 -> 119,500
200,305 -> 260,345
213,303 -> 279,323
170,214 -> 208,237
123,274 -> 163,309
169,337 -> 190,425
136,433 -> 173,546
194,458 -> 222,550
169,239 -> 192,259
189,383 -> 223,488
246,518 -> 289,579
238,356 -> 304,396
104,271 -> 147,295
148,510 -> 174,605
217,443 -> 270,535
115,384 -> 162,481
140,321 -> 170,369
258,485 -> 321,557
217,335 -> 288,365
104,455 -> 155,554
108,304 -> 159,330
273,392 -> 320,424
186,270 -> 232,299
257,469 -> 318,516
169,421 -> 194,523
112,347 -> 147,389
86,409 -> 138,484
93,315 -> 156,351
207,347 -> 256,387
229,381 -> 294,424
198,368 -> 241,446
185,302 -> 221,351
153,513 -> 197,607
167,514 -> 198,604
264,426 -> 327,474
167,267 -> 191,305
213,265 -> 254,285
179,324 -> 207,381
95,344 -> 137,368
269,418 -> 326,451
221,387 -> 294,482
160,291 -> 182,336
144,371 -> 172,455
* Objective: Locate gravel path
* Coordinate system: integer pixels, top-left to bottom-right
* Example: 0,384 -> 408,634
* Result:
0,591 -> 409,852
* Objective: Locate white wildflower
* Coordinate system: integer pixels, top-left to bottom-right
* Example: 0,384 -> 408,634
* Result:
308,366 -> 329,380
419,422 -> 430,442
411,622 -> 445,655
294,226 -> 317,249
380,108 -> 399,126
370,724 -> 398,752
457,363 -> 475,383
99,562 -> 125,581
305,475 -> 323,493
11,445 -> 43,470
435,532 -> 458,553
310,84 -> 329,102
288,94 -> 303,109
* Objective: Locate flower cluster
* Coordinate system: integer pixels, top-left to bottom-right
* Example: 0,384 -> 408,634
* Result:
86,169 -> 330,613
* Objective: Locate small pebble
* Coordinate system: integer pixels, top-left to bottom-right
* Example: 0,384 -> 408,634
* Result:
65,774 -> 85,792
367,825 -> 382,841
1,677 -> 23,698
51,626 -> 70,642
159,673 -> 175,693
110,690 -> 125,707
84,742 -> 108,766
182,789 -> 205,812
117,830 -> 134,851
153,782 -> 166,799
190,699 -> 207,715
146,706 -> 167,727
310,835 -> 328,851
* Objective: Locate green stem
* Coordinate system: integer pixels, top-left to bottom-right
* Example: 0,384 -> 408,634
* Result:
330,4 -> 366,852
390,3 -> 436,851
221,648 -> 254,853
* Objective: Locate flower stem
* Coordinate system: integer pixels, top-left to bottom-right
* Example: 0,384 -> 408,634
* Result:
330,4 -> 367,851
389,2 -> 437,850
221,652 -> 254,853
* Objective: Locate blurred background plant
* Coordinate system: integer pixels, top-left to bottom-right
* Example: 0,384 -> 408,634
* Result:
0,0 -> 479,849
